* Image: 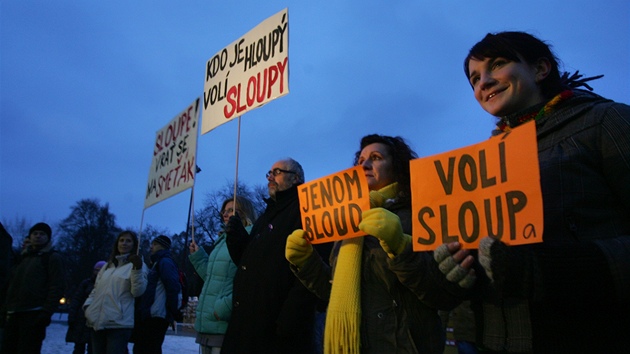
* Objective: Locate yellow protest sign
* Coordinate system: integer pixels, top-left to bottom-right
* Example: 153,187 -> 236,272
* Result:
299,166 -> 370,244
410,120 -> 543,251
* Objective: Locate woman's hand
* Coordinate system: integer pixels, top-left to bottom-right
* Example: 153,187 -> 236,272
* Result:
285,229 -> 313,268
128,254 -> 143,270
434,242 -> 476,288
189,240 -> 199,254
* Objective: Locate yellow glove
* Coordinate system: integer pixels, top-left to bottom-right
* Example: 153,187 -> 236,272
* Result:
359,207 -> 411,257
369,182 -> 398,208
285,229 -> 313,268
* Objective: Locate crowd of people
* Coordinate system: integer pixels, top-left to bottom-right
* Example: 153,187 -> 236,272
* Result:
1,31 -> 629,353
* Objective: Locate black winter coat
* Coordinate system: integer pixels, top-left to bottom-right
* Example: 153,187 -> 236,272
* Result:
65,277 -> 94,344
223,186 -> 321,354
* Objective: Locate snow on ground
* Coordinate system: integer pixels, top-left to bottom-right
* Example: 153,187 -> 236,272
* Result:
41,313 -> 199,354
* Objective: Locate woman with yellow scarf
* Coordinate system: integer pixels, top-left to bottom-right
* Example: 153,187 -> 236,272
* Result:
286,134 -> 475,353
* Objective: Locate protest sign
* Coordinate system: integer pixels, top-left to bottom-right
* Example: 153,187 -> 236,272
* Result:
410,120 -> 543,251
299,166 -> 370,244
145,98 -> 200,209
202,8 -> 289,134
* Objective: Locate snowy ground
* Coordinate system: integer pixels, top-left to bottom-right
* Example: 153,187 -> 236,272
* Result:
41,313 -> 200,354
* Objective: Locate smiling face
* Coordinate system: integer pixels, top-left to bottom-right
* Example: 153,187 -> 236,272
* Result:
117,233 -> 134,255
467,56 -> 548,117
357,142 -> 395,191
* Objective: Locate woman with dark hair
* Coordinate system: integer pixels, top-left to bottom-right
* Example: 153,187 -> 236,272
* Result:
84,231 -> 147,354
464,31 -> 630,353
286,134 -> 474,353
189,195 -> 257,354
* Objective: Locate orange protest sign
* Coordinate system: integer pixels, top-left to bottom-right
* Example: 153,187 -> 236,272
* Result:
299,166 -> 370,244
410,120 -> 543,251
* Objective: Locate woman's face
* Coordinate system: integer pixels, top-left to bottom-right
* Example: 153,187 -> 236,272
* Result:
467,56 -> 546,117
357,143 -> 395,191
117,234 -> 134,254
222,201 -> 236,224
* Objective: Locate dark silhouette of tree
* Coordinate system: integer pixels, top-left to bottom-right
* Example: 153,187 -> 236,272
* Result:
1,216 -> 34,250
56,198 -> 121,299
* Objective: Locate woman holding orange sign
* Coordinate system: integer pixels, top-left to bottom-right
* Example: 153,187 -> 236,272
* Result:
285,134 -> 475,354
464,31 -> 630,353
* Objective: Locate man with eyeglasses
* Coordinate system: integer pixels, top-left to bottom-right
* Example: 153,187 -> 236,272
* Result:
222,158 -> 331,354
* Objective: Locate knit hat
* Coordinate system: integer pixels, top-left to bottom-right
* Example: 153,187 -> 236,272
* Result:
152,235 -> 171,249
93,261 -> 107,270
29,222 -> 52,239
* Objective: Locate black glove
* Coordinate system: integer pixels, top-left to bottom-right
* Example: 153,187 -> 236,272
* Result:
479,237 -> 534,298
128,254 -> 143,270
173,309 -> 183,323
35,310 -> 52,327
225,214 -> 248,240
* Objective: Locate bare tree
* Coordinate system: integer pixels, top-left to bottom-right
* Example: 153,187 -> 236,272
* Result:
56,199 -> 121,298
1,216 -> 34,250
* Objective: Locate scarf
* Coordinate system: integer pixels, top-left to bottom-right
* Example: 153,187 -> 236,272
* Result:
324,183 -> 399,354
496,90 -> 573,133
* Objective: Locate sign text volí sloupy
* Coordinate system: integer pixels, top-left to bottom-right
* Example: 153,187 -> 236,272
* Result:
410,121 -> 543,251
145,98 -> 200,209
202,8 -> 289,134
298,166 -> 371,244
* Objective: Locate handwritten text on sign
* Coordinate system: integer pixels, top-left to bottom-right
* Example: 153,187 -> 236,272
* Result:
299,166 -> 370,244
410,121 -> 543,251
202,8 -> 289,134
145,98 -> 200,209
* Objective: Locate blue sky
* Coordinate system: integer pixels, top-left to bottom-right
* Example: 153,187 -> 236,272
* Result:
1,1 -> 629,237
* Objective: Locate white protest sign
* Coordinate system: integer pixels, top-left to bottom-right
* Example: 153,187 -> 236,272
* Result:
201,8 -> 289,134
145,98 -> 200,209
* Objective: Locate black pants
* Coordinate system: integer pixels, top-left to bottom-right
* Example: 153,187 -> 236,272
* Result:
1,311 -> 50,354
132,317 -> 169,354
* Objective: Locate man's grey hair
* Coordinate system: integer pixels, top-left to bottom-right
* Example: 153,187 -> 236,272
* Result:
284,158 -> 304,185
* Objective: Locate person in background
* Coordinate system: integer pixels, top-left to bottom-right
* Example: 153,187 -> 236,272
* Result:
1,222 -> 66,353
0,223 -> 14,346
83,231 -> 147,354
133,235 -> 182,354
66,260 -> 106,354
222,158 -> 331,354
188,195 -> 257,354
464,31 -> 630,353
286,135 -> 475,353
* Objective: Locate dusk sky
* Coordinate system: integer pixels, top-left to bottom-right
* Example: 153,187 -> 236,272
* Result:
1,1 -> 628,242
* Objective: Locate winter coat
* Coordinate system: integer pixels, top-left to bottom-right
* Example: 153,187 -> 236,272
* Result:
294,197 -> 468,354
222,186 -> 321,354
83,255 -> 147,331
4,243 -> 65,315
479,90 -> 630,353
136,249 -> 181,323
188,227 -> 250,335
65,277 -> 94,344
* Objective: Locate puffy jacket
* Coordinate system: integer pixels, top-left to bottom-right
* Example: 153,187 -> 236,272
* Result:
4,243 -> 65,315
188,227 -> 250,334
84,255 -> 147,331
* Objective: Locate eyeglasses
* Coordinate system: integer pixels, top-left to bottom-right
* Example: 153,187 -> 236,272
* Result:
266,168 -> 296,179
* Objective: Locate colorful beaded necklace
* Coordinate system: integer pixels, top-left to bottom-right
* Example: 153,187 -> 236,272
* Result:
497,90 -> 574,132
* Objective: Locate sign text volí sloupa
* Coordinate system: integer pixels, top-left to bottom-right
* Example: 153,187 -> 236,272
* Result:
410,121 -> 543,251
145,98 -> 200,209
202,8 -> 289,134
299,166 -> 370,244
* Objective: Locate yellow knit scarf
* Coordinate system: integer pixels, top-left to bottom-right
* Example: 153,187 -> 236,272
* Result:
324,183 -> 399,354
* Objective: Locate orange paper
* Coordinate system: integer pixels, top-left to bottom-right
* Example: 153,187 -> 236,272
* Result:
298,166 -> 370,244
410,121 -> 543,251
